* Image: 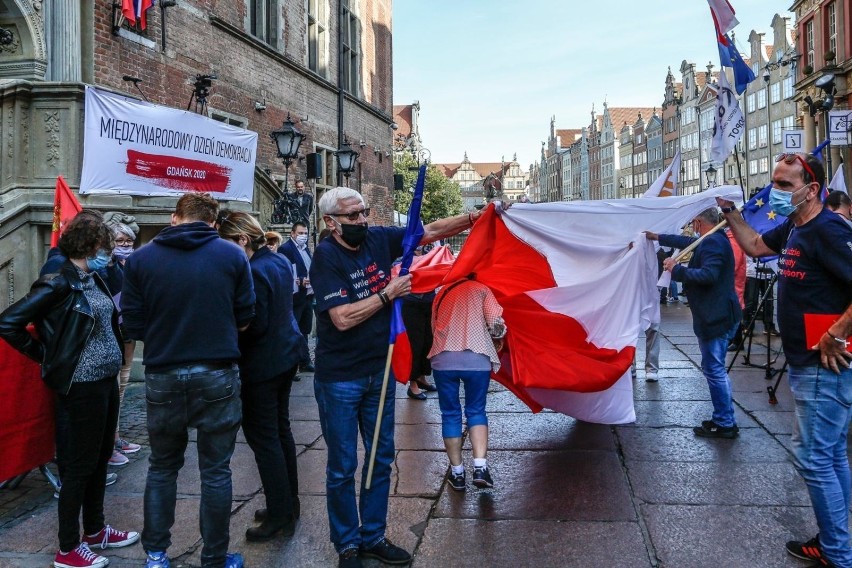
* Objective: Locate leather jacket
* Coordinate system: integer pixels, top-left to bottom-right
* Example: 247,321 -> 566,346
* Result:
0,260 -> 122,394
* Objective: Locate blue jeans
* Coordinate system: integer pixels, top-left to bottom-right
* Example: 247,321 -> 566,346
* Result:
432,369 -> 490,439
697,330 -> 736,428
314,375 -> 395,554
142,366 -> 242,568
789,364 -> 852,568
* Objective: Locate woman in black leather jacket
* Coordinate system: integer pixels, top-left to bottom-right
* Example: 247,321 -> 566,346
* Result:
0,214 -> 140,568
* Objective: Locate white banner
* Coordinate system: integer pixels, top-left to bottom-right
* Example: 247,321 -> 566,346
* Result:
80,87 -> 258,202
710,72 -> 745,164
828,110 -> 852,146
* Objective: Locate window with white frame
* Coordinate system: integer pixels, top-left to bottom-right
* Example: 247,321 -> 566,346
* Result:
806,19 -> 815,67
758,124 -> 768,147
749,159 -> 758,175
759,156 -> 769,173
341,0 -> 360,95
827,2 -> 837,55
307,0 -> 328,77
747,93 -> 755,113
748,127 -> 757,150
770,83 -> 780,104
783,76 -> 794,99
757,89 -> 767,109
784,115 -> 795,129
772,119 -> 782,144
249,0 -> 278,48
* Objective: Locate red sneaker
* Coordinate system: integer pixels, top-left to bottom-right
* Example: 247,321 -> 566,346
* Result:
53,542 -> 108,568
82,525 -> 140,549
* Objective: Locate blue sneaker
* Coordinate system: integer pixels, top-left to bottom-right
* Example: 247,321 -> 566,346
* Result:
145,551 -> 170,568
225,553 -> 244,568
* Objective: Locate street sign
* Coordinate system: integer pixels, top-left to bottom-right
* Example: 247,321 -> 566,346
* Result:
828,110 -> 852,146
782,129 -> 805,152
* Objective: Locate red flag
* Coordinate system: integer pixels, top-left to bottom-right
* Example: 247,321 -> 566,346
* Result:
121,0 -> 136,24
50,176 -> 82,247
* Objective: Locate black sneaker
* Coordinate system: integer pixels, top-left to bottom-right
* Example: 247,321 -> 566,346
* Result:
472,466 -> 494,488
693,421 -> 738,439
701,420 -> 739,433
447,469 -> 465,491
786,535 -> 823,562
339,548 -> 363,568
359,538 -> 411,565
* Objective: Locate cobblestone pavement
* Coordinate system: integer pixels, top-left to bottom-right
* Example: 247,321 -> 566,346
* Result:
0,304 -> 833,567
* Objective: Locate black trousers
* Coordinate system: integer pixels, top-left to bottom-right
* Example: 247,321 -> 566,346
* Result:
401,300 -> 433,379
293,296 -> 314,366
240,367 -> 299,522
56,377 -> 119,552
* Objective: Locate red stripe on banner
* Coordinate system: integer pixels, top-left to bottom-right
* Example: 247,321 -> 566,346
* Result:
126,149 -> 232,193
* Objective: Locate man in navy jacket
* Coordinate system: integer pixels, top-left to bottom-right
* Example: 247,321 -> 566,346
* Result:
280,221 -> 314,372
646,207 -> 741,439
121,193 -> 254,568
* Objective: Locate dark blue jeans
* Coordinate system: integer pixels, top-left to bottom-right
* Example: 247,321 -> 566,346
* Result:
56,377 -> 118,552
314,374 -> 395,554
141,366 -> 241,568
240,367 -> 299,522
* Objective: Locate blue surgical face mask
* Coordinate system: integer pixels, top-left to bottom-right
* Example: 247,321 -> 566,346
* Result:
295,234 -> 308,246
113,245 -> 134,260
86,250 -> 110,271
769,184 -> 807,217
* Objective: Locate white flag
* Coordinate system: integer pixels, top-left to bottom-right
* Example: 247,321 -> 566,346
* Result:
829,163 -> 848,195
644,150 -> 681,197
710,72 -> 745,164
707,0 -> 739,35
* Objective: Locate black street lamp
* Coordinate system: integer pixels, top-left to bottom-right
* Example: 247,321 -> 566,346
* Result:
270,113 -> 304,193
815,73 -> 837,178
705,164 -> 718,188
336,138 -> 359,186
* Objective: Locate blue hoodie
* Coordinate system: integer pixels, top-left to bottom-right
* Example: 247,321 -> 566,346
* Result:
121,222 -> 255,370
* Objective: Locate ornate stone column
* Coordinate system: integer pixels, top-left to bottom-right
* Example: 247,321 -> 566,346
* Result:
45,0 -> 81,81
803,110 -> 817,152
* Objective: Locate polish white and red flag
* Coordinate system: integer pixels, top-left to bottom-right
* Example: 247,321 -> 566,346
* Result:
412,186 -> 742,424
707,0 -> 739,35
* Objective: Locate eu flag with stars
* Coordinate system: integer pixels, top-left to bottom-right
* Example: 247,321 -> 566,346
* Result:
717,32 -> 755,95
742,183 -> 784,260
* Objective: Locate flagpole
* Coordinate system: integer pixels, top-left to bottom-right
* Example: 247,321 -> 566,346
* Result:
364,342 -> 395,490
733,151 -> 747,203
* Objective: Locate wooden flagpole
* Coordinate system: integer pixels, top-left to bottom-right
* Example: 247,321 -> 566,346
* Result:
364,342 -> 395,490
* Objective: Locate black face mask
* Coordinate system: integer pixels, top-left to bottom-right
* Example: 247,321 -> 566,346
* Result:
339,223 -> 368,247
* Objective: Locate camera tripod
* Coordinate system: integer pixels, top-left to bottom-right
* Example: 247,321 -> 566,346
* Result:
726,268 -> 786,404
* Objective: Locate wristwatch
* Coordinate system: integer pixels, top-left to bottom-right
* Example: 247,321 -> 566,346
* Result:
720,205 -> 736,214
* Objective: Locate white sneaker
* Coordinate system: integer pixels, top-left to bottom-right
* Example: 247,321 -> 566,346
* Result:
645,372 -> 659,383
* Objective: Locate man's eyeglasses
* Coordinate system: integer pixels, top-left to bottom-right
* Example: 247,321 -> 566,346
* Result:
330,208 -> 370,221
775,153 -> 817,183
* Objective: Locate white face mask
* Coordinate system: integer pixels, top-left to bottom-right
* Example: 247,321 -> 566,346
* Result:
295,234 -> 308,246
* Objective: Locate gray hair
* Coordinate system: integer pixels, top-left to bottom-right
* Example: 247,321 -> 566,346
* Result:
110,222 -> 136,240
318,187 -> 364,216
695,207 -> 721,226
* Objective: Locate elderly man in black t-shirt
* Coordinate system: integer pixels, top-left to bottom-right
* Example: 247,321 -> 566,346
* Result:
310,187 -> 480,568
719,153 -> 852,568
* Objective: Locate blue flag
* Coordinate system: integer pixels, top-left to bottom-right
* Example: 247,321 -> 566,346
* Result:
389,166 -> 426,383
717,32 -> 755,95
742,183 -> 784,261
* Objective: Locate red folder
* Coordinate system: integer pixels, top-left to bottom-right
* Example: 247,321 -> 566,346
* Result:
804,314 -> 852,349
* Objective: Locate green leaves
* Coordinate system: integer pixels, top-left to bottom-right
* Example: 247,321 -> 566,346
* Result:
393,153 -> 463,223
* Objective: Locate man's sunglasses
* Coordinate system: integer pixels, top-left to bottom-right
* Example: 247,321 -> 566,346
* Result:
775,153 -> 817,183
330,208 -> 370,221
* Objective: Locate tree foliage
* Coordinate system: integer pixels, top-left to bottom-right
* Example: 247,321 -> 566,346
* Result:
393,153 -> 463,223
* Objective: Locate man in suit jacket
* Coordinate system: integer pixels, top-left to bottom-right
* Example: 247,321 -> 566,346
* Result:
646,207 -> 742,439
280,221 -> 314,372
289,180 -> 314,228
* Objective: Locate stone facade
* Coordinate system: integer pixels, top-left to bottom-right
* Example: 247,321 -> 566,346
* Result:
435,154 -> 529,211
0,0 -> 394,306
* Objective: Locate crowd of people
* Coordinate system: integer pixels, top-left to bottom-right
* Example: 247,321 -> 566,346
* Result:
0,156 -> 850,568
